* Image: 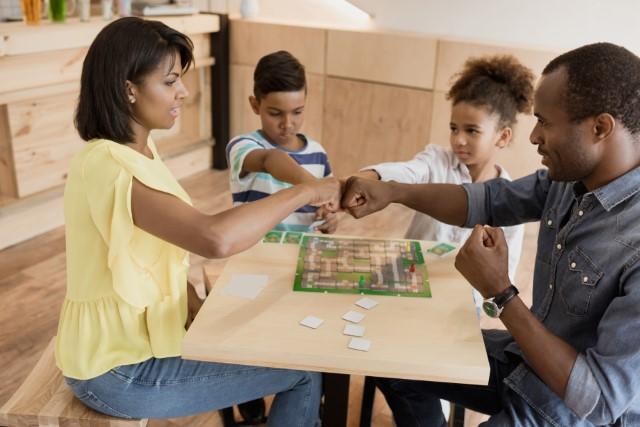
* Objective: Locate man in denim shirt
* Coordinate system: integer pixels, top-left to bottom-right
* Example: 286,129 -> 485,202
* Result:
341,42 -> 640,426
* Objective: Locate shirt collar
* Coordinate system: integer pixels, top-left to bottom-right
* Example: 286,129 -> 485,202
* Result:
451,154 -> 509,181
589,166 -> 640,211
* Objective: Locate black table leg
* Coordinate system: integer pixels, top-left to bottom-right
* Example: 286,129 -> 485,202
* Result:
322,373 -> 350,427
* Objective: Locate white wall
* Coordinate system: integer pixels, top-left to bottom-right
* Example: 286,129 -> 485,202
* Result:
200,0 -> 640,53
349,0 -> 640,53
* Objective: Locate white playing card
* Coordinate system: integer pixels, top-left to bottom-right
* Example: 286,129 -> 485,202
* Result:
299,315 -> 324,329
221,274 -> 268,299
343,324 -> 365,337
310,219 -> 325,230
342,310 -> 365,323
348,337 -> 371,351
355,297 -> 378,310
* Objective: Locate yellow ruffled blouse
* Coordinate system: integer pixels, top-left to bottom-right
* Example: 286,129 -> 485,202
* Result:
56,138 -> 192,380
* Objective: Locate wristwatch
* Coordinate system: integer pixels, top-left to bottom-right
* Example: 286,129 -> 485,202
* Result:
482,285 -> 519,318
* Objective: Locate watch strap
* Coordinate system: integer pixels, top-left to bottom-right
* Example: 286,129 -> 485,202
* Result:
493,285 -> 519,308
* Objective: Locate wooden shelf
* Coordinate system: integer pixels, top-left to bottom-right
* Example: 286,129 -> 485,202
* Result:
0,14 -> 220,57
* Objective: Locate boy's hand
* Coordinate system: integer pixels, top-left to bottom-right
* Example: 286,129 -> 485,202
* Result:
454,225 -> 511,298
314,207 -> 339,234
304,177 -> 341,212
341,176 -> 394,218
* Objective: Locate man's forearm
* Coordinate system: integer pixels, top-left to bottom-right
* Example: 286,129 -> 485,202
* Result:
501,297 -> 578,398
389,182 -> 468,226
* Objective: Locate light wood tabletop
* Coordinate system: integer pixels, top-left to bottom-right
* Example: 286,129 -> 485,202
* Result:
182,236 -> 489,386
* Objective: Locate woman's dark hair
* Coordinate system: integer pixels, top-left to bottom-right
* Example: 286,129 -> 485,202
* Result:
253,50 -> 306,100
75,17 -> 194,143
447,55 -> 534,128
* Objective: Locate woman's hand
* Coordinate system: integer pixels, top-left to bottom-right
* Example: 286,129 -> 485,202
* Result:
302,177 -> 341,212
185,281 -> 204,330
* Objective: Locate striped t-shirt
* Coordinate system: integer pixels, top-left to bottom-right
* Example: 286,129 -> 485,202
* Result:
226,130 -> 332,232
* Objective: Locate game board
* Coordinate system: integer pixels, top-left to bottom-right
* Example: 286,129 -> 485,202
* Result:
293,235 -> 431,297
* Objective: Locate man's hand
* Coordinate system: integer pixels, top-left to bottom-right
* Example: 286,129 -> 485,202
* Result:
340,176 -> 394,218
454,225 -> 511,298
314,206 -> 339,234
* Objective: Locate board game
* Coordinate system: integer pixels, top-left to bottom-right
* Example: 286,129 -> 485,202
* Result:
293,235 -> 431,297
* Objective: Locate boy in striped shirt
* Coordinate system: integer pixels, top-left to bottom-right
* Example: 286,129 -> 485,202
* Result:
226,50 -> 336,233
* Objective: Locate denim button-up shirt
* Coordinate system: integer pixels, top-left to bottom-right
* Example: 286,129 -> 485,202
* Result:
464,167 -> 640,426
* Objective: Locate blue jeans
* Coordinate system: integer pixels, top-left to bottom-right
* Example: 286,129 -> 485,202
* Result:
64,356 -> 322,426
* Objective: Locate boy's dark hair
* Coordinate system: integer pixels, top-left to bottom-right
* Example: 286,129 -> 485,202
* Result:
75,17 -> 194,143
543,42 -> 640,134
447,55 -> 534,128
253,50 -> 306,100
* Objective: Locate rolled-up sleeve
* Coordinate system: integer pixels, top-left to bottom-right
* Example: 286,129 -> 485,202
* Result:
462,169 -> 551,228
564,264 -> 640,424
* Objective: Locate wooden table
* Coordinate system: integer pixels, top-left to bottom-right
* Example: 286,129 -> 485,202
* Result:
182,236 -> 489,425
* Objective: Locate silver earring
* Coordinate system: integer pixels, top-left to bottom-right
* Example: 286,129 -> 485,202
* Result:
129,97 -> 136,104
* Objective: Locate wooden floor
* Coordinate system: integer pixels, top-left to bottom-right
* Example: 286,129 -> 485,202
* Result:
0,168 -> 538,426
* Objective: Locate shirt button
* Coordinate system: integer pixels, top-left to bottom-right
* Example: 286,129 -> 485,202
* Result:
556,243 -> 562,250
578,210 -> 584,216
583,276 -> 589,283
549,283 -> 553,289
547,219 -> 553,226
570,262 -> 577,269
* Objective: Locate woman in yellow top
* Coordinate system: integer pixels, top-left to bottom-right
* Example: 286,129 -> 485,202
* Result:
57,17 -> 338,425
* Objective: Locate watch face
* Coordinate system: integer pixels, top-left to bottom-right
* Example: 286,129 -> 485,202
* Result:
482,301 -> 500,318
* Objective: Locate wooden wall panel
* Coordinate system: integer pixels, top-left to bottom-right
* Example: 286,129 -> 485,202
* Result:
327,29 -> 437,89
230,20 -> 326,74
322,77 -> 433,177
0,105 -> 18,199
230,64 -> 324,145
230,64 -> 261,140
8,93 -> 84,197
434,40 -> 556,92
429,91 -> 542,179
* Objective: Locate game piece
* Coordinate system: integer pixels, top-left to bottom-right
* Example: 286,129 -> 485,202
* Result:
348,337 -> 371,352
355,297 -> 379,310
293,235 -> 431,297
342,310 -> 365,323
299,316 -> 324,329
343,324 -> 365,337
427,242 -> 456,256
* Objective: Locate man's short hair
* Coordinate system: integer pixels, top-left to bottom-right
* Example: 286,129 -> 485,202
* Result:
543,42 -> 640,134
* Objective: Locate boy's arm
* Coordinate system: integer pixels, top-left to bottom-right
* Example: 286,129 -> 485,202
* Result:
242,149 -> 317,185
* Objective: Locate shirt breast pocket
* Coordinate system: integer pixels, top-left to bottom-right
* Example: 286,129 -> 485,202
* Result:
561,248 -> 603,316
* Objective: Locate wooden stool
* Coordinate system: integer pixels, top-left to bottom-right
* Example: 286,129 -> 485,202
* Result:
0,337 -> 147,427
